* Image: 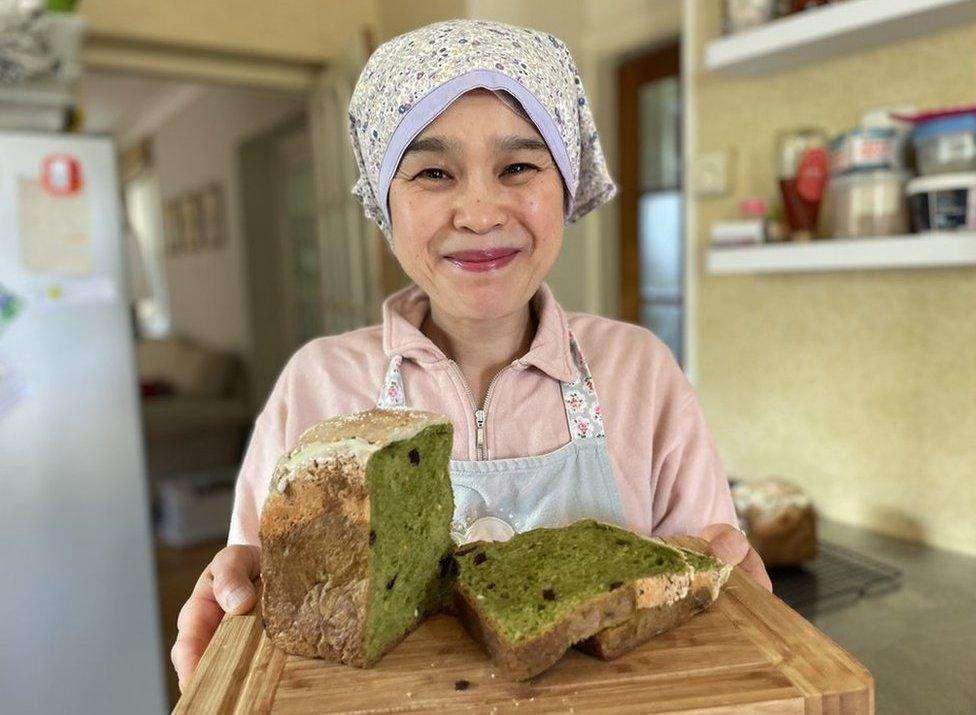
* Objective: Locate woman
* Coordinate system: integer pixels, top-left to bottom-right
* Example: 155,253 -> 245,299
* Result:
171,18 -> 771,690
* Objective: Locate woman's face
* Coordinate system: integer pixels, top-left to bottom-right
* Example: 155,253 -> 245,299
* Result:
389,89 -> 565,322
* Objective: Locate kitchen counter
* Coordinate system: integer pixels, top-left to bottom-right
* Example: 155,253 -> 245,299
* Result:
795,520 -> 976,714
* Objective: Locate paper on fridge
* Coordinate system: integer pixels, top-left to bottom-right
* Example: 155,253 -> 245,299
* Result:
18,177 -> 92,275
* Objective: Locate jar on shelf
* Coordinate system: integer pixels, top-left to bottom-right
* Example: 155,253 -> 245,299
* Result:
777,128 -> 829,241
826,170 -> 909,239
911,112 -> 976,176
906,172 -> 976,232
724,0 -> 777,34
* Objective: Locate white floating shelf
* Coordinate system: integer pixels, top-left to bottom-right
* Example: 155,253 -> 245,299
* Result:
706,0 -> 976,75
707,232 -> 976,275
0,80 -> 74,108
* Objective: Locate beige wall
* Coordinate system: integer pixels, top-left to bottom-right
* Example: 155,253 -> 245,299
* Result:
378,0 -> 465,40
687,5 -> 976,555
153,86 -> 305,354
79,0 -> 381,63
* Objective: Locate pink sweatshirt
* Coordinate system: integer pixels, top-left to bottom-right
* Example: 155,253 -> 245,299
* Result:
228,283 -> 737,546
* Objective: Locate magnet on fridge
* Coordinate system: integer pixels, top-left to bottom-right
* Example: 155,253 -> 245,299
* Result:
0,283 -> 25,336
35,275 -> 117,310
41,154 -> 84,196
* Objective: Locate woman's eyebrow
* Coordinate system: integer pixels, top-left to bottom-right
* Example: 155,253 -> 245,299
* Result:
403,135 -> 459,157
496,135 -> 549,153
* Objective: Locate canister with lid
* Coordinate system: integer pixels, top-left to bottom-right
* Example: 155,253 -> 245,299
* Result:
906,172 -> 976,232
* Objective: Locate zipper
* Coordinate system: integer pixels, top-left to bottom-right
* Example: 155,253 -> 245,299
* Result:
474,408 -> 486,459
447,360 -> 511,460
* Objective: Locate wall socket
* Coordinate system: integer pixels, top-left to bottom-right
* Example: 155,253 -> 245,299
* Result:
692,150 -> 731,197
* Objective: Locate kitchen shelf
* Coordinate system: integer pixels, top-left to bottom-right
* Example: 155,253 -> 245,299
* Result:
0,80 -> 73,108
706,232 -> 976,274
706,0 -> 976,75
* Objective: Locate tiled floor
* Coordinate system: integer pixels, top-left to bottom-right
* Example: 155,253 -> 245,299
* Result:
796,520 -> 976,714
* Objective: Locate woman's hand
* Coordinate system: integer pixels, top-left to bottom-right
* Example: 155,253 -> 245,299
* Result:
698,523 -> 772,592
171,544 -> 261,692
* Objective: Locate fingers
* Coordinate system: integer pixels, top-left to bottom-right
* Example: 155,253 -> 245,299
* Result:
739,546 -> 773,592
698,522 -> 731,543
171,545 -> 261,692
703,524 -> 751,566
172,575 -> 224,692
698,523 -> 773,592
210,545 -> 261,614
171,633 -> 212,693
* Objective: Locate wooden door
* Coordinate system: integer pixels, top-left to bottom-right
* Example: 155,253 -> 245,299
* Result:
617,44 -> 684,365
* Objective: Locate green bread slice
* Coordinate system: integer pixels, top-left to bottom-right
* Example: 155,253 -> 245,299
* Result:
575,544 -> 732,660
259,408 -> 455,667
451,520 -> 696,680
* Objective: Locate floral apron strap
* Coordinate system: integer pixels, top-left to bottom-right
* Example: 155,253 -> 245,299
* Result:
560,330 -> 605,439
377,354 -> 406,408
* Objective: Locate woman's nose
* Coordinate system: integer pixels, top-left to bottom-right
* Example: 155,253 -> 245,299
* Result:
452,178 -> 508,235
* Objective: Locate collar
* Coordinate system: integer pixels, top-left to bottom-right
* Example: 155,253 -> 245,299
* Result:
382,282 -> 576,382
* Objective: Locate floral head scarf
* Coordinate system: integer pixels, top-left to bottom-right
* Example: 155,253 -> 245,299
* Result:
347,18 -> 617,243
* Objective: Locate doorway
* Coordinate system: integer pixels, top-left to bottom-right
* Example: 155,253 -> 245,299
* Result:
617,43 -> 684,366
239,114 -> 318,406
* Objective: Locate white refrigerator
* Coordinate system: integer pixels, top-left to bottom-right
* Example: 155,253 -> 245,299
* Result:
0,132 -> 167,715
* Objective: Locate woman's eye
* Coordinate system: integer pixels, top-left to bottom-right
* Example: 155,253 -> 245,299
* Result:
504,163 -> 538,176
416,168 -> 448,180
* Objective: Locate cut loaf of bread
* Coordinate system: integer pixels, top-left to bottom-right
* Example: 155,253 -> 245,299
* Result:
451,520 -> 726,680
259,408 -> 454,667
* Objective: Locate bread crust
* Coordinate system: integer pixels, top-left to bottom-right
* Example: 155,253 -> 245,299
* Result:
576,563 -> 731,660
260,459 -> 376,665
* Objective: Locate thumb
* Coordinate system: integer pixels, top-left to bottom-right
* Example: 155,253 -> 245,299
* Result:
700,523 -> 750,566
210,545 -> 261,615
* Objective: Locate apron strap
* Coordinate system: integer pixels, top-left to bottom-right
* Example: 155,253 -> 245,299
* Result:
560,330 -> 605,440
377,354 -> 406,408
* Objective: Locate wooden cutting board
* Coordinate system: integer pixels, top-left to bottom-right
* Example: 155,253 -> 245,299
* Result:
173,538 -> 873,714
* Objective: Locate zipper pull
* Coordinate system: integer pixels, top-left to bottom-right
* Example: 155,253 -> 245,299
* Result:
474,409 -> 486,458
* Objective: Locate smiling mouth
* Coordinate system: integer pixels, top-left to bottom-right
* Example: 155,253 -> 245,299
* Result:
443,248 -> 521,272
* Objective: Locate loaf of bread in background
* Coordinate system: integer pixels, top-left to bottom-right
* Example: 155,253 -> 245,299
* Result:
259,408 -> 455,667
732,478 -> 817,568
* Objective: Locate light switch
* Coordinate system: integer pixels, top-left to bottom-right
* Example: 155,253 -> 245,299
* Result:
693,150 -> 730,197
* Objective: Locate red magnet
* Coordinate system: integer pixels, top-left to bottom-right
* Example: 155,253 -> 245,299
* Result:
41,154 -> 84,196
